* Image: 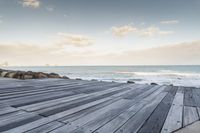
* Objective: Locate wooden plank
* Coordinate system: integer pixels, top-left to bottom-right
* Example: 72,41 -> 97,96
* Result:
66,86 -> 162,133
174,121 -> 200,133
25,121 -> 64,133
183,106 -> 199,127
23,84 -> 131,113
3,99 -> 126,133
0,105 -> 20,116
161,88 -> 184,133
0,111 -> 42,132
51,85 -> 160,133
2,90 -> 128,133
49,99 -> 131,133
3,91 -> 76,107
38,88 -> 129,116
193,88 -> 200,108
19,93 -> 86,111
35,85 -> 133,116
121,85 -> 152,99
113,91 -> 167,133
137,86 -> 177,133
95,86 -> 168,133
184,87 -> 196,107
58,88 -> 136,123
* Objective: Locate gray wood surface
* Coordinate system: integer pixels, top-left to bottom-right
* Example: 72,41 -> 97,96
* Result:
161,88 -> 184,133
0,78 -> 199,133
183,106 -> 199,127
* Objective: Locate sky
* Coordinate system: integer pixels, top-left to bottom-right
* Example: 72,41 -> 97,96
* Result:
0,0 -> 200,66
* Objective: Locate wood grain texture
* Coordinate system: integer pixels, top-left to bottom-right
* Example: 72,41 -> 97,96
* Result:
0,78 -> 199,133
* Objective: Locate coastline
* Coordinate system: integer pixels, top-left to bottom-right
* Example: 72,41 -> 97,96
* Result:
1,67 -> 200,87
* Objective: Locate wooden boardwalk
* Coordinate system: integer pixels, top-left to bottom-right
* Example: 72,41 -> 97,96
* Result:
0,78 -> 200,133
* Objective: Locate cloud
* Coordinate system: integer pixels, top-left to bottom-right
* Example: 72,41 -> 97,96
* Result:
57,33 -> 94,47
111,25 -> 138,37
0,42 -> 96,66
22,0 -> 40,8
111,25 -> 173,37
160,20 -> 179,24
104,40 -> 200,65
0,40 -> 200,66
139,26 -> 173,37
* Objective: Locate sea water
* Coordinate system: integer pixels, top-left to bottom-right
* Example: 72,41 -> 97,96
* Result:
4,65 -> 200,87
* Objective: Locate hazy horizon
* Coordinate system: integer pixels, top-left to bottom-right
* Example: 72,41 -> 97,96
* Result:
0,0 -> 200,66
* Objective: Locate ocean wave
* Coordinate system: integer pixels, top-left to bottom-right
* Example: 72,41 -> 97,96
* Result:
116,70 -> 200,77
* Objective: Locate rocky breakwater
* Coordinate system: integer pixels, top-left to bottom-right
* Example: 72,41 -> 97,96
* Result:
0,68 -> 69,80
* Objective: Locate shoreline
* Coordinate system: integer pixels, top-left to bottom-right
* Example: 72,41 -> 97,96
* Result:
0,68 -> 159,85
1,67 -> 200,87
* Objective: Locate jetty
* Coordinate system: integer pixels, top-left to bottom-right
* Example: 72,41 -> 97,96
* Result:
0,78 -> 200,133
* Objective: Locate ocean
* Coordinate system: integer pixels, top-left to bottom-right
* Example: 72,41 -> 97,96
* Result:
3,65 -> 200,87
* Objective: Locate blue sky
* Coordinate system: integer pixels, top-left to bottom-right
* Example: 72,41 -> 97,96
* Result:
0,0 -> 200,66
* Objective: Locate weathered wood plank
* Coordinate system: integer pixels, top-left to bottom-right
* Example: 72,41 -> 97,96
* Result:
113,91 -> 167,133
174,121 -> 200,133
184,87 -> 196,107
161,88 -> 184,133
137,86 -> 177,133
0,105 -> 20,116
25,121 -> 64,133
49,99 -> 131,133
35,85 -> 133,116
2,88 -> 132,133
193,88 -> 200,108
67,86 -> 162,132
3,91 -> 76,107
58,88 -> 137,123
95,86 -> 168,133
183,106 -> 199,127
0,111 -> 42,132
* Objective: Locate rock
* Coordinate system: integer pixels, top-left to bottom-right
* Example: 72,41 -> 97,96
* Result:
26,71 -> 34,75
0,69 -> 66,80
1,71 -> 8,77
13,71 -> 25,79
91,79 -> 98,81
48,73 -> 61,78
36,72 -> 48,79
62,76 -> 69,79
23,74 -> 33,79
5,71 -> 17,78
151,82 -> 158,85
0,69 -> 3,74
76,78 -> 82,80
127,80 -> 135,84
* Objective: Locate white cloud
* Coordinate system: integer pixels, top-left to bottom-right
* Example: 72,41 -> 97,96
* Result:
57,33 -> 94,47
111,25 -> 138,37
0,40 -> 199,66
160,20 -> 179,24
22,0 -> 40,8
139,26 -> 174,37
111,25 -> 173,37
